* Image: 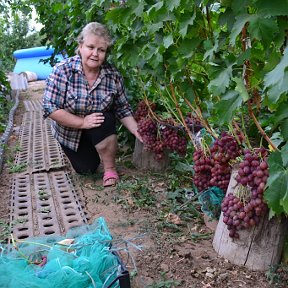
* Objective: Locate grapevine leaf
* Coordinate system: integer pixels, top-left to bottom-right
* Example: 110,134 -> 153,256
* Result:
175,162 -> 193,173
178,38 -> 201,58
257,0 -> 288,17
203,33 -> 219,61
230,14 -> 254,45
52,2 -> 63,13
282,143 -> 288,167
208,64 -> 233,95
105,7 -> 129,24
163,34 -> 174,49
130,1 -> 145,17
264,151 -> 288,215
264,47 -> 288,88
231,0 -> 250,14
274,101 -> 288,124
147,1 -> 164,17
147,22 -> 163,34
270,132 -> 284,149
280,118 -> 288,141
248,16 -> 278,43
280,189 -> 288,214
179,11 -> 196,38
165,0 -> 181,12
266,71 -> 288,104
214,91 -> 242,124
233,77 -> 249,102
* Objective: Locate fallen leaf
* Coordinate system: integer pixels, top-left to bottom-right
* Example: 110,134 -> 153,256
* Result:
165,213 -> 182,225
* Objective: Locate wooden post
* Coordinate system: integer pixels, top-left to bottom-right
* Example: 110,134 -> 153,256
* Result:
132,139 -> 169,171
213,168 -> 288,271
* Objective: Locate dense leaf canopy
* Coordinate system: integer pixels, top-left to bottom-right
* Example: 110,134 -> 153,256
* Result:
2,0 -> 288,215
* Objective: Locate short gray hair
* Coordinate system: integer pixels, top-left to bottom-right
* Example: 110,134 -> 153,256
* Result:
76,22 -> 113,54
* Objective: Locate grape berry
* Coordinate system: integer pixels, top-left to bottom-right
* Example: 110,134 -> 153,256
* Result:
221,148 -> 269,238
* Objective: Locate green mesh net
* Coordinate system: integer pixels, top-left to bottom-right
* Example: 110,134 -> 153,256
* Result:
198,186 -> 225,219
0,217 -> 130,288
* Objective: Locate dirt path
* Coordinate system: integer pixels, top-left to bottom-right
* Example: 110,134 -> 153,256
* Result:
0,81 -> 285,288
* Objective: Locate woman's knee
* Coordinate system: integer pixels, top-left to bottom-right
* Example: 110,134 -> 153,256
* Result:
95,134 -> 118,152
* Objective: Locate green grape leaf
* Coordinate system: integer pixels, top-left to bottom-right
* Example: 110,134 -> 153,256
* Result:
266,71 -> 288,104
270,132 -> 284,149
147,2 -> 164,19
165,0 -> 181,12
282,143 -> 288,167
105,7 -> 129,24
281,118 -> 288,141
248,16 -> 278,43
131,1 -> 145,17
274,101 -> 288,124
257,0 -> 288,17
233,77 -> 249,102
203,33 -> 219,61
214,90 -> 243,124
208,64 -> 233,95
147,22 -> 163,34
179,11 -> 196,38
230,14 -> 254,45
163,34 -> 174,48
264,47 -> 288,88
264,151 -> 288,215
178,38 -> 201,58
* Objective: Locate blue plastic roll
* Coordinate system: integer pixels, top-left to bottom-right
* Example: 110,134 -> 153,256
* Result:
13,46 -> 55,59
13,46 -> 64,80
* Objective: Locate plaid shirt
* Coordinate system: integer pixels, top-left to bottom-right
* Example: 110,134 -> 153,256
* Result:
43,55 -> 133,151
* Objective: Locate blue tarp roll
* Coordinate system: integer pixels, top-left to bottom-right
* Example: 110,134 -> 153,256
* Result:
13,46 -> 64,80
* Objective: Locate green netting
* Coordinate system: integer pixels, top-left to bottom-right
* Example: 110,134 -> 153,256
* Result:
198,186 -> 225,219
0,217 -> 127,288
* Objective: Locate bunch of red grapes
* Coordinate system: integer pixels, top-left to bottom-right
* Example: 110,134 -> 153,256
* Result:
192,149 -> 213,191
193,132 -> 242,192
209,132 -> 243,191
134,100 -> 156,122
184,113 -> 202,134
135,101 -> 189,159
137,118 -> 165,160
161,126 -> 187,156
221,148 -> 269,238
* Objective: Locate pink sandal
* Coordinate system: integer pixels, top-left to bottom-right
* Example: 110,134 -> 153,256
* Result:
103,171 -> 119,187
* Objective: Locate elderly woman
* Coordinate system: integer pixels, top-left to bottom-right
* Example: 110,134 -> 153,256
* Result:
43,22 -> 142,187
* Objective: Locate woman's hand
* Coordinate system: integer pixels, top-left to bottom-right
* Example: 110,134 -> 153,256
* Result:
134,129 -> 143,143
82,112 -> 105,129
120,116 -> 143,143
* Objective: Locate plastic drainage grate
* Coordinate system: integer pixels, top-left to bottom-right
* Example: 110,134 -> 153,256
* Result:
23,99 -> 43,112
14,111 -> 66,173
10,171 -> 87,240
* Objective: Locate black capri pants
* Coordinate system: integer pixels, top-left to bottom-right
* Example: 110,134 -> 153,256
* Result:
61,111 -> 117,174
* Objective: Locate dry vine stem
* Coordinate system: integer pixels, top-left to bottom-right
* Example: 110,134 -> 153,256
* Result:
184,97 -> 218,139
241,25 -> 278,152
169,82 -> 197,148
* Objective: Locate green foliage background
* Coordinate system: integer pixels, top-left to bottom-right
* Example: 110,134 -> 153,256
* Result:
1,0 -> 288,216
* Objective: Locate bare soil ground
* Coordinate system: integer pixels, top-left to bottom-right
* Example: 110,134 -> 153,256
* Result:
0,81 -> 287,288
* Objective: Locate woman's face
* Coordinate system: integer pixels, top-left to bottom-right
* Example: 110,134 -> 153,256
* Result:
79,34 -> 108,72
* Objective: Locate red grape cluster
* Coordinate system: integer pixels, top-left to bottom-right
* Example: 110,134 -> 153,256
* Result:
185,113 -> 202,134
193,149 -> 213,192
137,118 -> 188,160
161,126 -> 187,156
192,132 -> 242,192
134,100 -> 156,122
137,118 -> 164,160
221,148 -> 269,238
209,132 -> 243,191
